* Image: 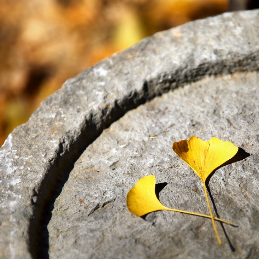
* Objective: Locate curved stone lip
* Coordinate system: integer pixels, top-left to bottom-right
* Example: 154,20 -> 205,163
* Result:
0,9 -> 259,259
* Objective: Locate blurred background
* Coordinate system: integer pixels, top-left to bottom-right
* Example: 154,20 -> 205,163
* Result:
0,0 -> 256,146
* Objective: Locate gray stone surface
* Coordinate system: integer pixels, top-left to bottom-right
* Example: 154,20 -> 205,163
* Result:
49,72 -> 259,259
0,9 -> 259,259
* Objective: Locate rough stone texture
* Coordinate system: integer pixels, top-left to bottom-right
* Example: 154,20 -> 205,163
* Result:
0,9 -> 259,259
49,72 -> 259,259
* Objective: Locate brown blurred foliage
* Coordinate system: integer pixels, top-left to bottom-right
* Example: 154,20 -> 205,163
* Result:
0,0 -> 228,146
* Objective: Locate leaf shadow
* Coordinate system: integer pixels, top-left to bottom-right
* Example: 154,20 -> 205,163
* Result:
155,182 -> 168,200
207,147 -> 250,183
206,184 -> 236,251
205,147 -> 250,252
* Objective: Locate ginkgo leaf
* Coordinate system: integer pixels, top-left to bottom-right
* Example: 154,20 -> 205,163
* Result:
172,136 -> 238,181
173,136 -> 238,245
127,175 -> 232,225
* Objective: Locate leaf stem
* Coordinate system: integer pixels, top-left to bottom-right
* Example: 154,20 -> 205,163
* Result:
165,208 -> 232,225
202,180 -> 221,245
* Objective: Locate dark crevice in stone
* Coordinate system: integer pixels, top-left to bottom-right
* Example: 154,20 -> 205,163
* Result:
28,50 -> 259,258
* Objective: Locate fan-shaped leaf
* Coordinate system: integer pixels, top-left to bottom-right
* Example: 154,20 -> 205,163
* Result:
173,136 -> 238,245
127,175 -> 232,225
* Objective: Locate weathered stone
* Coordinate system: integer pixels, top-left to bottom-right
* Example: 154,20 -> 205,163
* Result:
1,9 -> 259,259
49,71 -> 259,258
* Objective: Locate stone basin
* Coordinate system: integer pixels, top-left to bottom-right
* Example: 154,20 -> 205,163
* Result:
0,10 -> 259,259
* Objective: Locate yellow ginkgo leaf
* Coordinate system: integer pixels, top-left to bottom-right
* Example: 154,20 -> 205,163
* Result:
127,175 -> 165,216
172,136 -> 238,181
173,136 -> 238,245
127,175 -> 232,225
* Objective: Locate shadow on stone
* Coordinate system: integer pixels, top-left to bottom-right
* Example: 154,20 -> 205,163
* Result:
206,184 -> 236,252
222,147 -> 250,168
155,182 -> 168,200
207,147 -> 250,183
205,147 -> 250,252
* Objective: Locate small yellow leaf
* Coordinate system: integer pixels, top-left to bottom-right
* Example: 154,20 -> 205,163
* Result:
172,136 -> 238,245
127,175 -> 166,217
127,175 -> 233,226
172,136 -> 238,182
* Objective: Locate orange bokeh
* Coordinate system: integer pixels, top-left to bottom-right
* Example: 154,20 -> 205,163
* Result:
0,0 -> 228,146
